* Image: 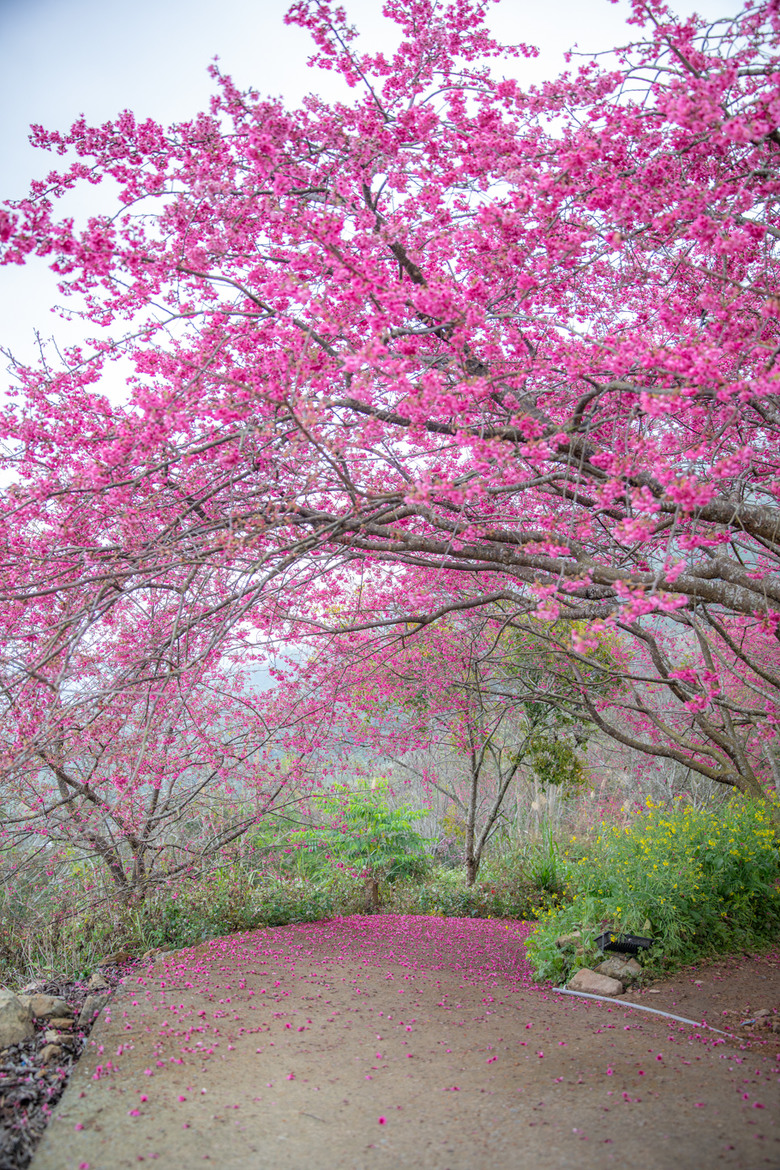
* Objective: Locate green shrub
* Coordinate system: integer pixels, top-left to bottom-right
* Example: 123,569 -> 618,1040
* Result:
0,864 -> 371,984
248,871 -> 366,926
386,857 -> 558,920
524,819 -> 565,896
526,794 -> 780,982
124,869 -> 369,951
289,780 -> 431,883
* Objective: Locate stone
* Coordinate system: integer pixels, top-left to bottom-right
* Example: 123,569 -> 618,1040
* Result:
555,931 -> 582,949
98,949 -> 132,966
754,1008 -> 771,1018
78,993 -> 110,1028
0,990 -> 35,1047
568,968 -> 624,996
44,1028 -> 75,1047
24,994 -> 72,1020
608,951 -> 639,963
39,1043 -> 63,1064
595,956 -> 643,982
88,972 -> 110,991
47,1017 -> 74,1029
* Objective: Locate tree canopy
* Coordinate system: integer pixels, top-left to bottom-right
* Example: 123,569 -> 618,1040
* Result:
1,0 -> 779,855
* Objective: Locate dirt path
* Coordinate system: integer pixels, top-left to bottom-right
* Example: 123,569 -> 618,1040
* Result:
29,917 -> 780,1170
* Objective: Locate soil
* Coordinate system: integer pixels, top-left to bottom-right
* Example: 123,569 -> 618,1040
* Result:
2,920 -> 779,1170
624,948 -> 780,1052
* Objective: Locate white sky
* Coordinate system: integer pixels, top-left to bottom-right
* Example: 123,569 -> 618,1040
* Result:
1,0 -> 738,369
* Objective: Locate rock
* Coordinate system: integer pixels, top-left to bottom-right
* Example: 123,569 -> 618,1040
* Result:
24,994 -> 72,1020
39,1043 -> 63,1064
0,990 -> 35,1047
48,1017 -> 74,1029
78,993 -> 110,1028
44,1028 -> 75,1047
88,972 -> 110,991
555,931 -> 582,950
98,949 -> 132,966
754,1008 -> 771,1018
568,968 -> 624,996
595,956 -> 643,982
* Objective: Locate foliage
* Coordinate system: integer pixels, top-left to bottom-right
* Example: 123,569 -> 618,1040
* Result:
127,869 -> 367,947
289,779 -> 431,903
525,796 -> 780,982
0,866 -> 368,985
0,0 -> 779,847
526,736 -> 586,792
376,857 -> 559,921
524,818 -> 564,896
4,786 -> 779,988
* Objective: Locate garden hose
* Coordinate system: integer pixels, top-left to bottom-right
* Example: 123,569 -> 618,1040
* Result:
553,987 -> 732,1036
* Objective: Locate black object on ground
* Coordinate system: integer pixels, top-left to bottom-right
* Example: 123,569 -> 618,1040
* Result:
595,931 -> 653,954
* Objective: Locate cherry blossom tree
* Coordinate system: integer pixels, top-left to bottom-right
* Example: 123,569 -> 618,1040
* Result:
0,658 -> 308,900
1,0 -> 779,819
261,609 -> 601,882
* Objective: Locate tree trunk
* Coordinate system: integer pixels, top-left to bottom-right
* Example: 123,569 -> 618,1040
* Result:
364,873 -> 381,912
733,770 -> 780,826
465,745 -> 479,886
